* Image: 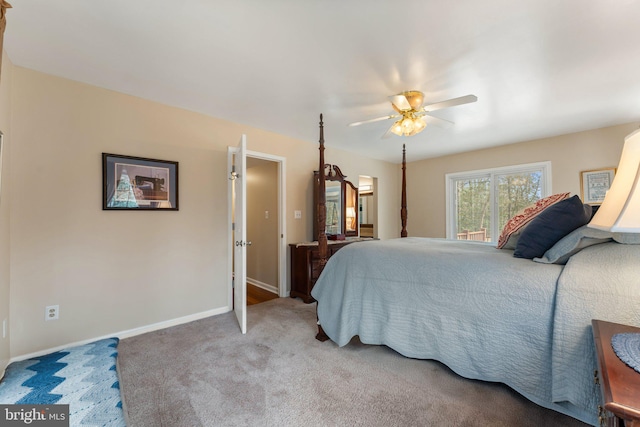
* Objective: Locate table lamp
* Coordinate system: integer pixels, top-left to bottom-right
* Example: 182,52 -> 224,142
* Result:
588,128 -> 640,376
589,128 -> 640,233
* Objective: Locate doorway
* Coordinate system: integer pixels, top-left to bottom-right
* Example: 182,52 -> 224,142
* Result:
228,145 -> 287,328
358,175 -> 378,238
246,156 -> 280,302
232,150 -> 286,300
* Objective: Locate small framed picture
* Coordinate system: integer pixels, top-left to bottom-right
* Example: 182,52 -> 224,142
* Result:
102,153 -> 178,210
580,168 -> 616,205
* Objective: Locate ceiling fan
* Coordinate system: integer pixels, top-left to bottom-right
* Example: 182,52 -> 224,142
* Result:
348,91 -> 477,138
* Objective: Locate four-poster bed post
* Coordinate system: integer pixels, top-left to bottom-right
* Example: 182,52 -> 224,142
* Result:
317,114 -> 328,268
401,144 -> 408,237
315,114 -> 330,341
314,115 -> 408,341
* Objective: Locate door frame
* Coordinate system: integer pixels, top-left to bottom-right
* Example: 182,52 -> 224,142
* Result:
227,149 -> 287,311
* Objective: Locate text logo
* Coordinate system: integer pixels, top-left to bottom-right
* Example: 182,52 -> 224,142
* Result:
0,405 -> 69,426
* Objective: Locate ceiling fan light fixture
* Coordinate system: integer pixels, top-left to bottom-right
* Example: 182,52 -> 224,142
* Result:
413,116 -> 426,134
390,120 -> 404,136
349,90 -> 476,138
401,117 -> 415,134
390,114 -> 427,137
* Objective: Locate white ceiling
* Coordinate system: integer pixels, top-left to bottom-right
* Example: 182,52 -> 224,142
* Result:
5,1 -> 640,163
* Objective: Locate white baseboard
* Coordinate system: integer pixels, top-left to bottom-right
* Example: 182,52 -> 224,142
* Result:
247,277 -> 278,294
10,305 -> 231,363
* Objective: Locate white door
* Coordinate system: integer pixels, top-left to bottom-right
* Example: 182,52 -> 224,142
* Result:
232,135 -> 247,333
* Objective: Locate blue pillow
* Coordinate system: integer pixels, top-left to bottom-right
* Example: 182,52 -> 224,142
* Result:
514,195 -> 592,259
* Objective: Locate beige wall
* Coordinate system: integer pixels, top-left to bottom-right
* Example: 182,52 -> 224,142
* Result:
2,59 -> 636,363
5,65 -> 400,358
0,50 -> 12,374
246,159 -> 278,288
407,122 -> 639,238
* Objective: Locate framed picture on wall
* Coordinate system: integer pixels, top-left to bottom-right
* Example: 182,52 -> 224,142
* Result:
102,153 -> 179,210
580,168 -> 616,205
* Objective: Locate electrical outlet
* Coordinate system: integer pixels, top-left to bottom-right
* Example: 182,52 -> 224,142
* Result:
294,210 -> 302,219
45,305 -> 59,321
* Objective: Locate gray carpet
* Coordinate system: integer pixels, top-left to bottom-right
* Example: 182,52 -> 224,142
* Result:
117,298 -> 588,426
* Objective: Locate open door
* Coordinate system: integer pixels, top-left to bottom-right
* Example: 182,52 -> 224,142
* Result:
231,135 -> 248,333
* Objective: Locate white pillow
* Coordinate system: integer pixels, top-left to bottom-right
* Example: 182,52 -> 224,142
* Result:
533,225 -> 613,265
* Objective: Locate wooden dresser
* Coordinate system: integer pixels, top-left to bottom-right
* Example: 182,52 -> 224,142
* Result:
289,238 -> 372,303
592,319 -> 640,427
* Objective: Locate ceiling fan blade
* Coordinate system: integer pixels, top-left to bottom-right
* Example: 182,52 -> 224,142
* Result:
422,94 -> 477,112
423,114 -> 454,129
389,94 -> 411,111
348,114 -> 397,127
381,124 -> 395,139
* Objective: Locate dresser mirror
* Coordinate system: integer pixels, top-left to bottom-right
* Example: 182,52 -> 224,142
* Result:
325,180 -> 342,235
313,164 -> 358,240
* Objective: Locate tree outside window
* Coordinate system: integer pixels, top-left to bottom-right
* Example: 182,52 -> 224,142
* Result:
447,162 -> 551,243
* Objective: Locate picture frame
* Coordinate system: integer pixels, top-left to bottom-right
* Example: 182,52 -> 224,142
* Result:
102,153 -> 178,210
580,167 -> 616,205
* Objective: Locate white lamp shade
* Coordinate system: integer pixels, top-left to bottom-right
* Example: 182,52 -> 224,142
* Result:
589,128 -> 640,232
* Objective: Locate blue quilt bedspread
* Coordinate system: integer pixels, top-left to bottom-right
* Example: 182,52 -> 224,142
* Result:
311,238 -> 640,426
0,338 -> 126,426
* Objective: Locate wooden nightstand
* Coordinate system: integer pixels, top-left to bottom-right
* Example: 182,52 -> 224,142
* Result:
592,319 -> 640,427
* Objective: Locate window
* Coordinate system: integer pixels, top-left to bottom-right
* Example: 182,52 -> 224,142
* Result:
446,162 -> 551,243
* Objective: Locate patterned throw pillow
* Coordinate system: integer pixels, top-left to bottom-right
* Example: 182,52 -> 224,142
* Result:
496,192 -> 571,249
514,195 -> 593,259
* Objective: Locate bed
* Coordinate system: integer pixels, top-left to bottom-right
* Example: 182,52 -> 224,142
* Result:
310,115 -> 640,426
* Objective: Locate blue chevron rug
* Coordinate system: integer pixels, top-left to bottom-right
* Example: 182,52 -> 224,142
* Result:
0,338 -> 125,426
